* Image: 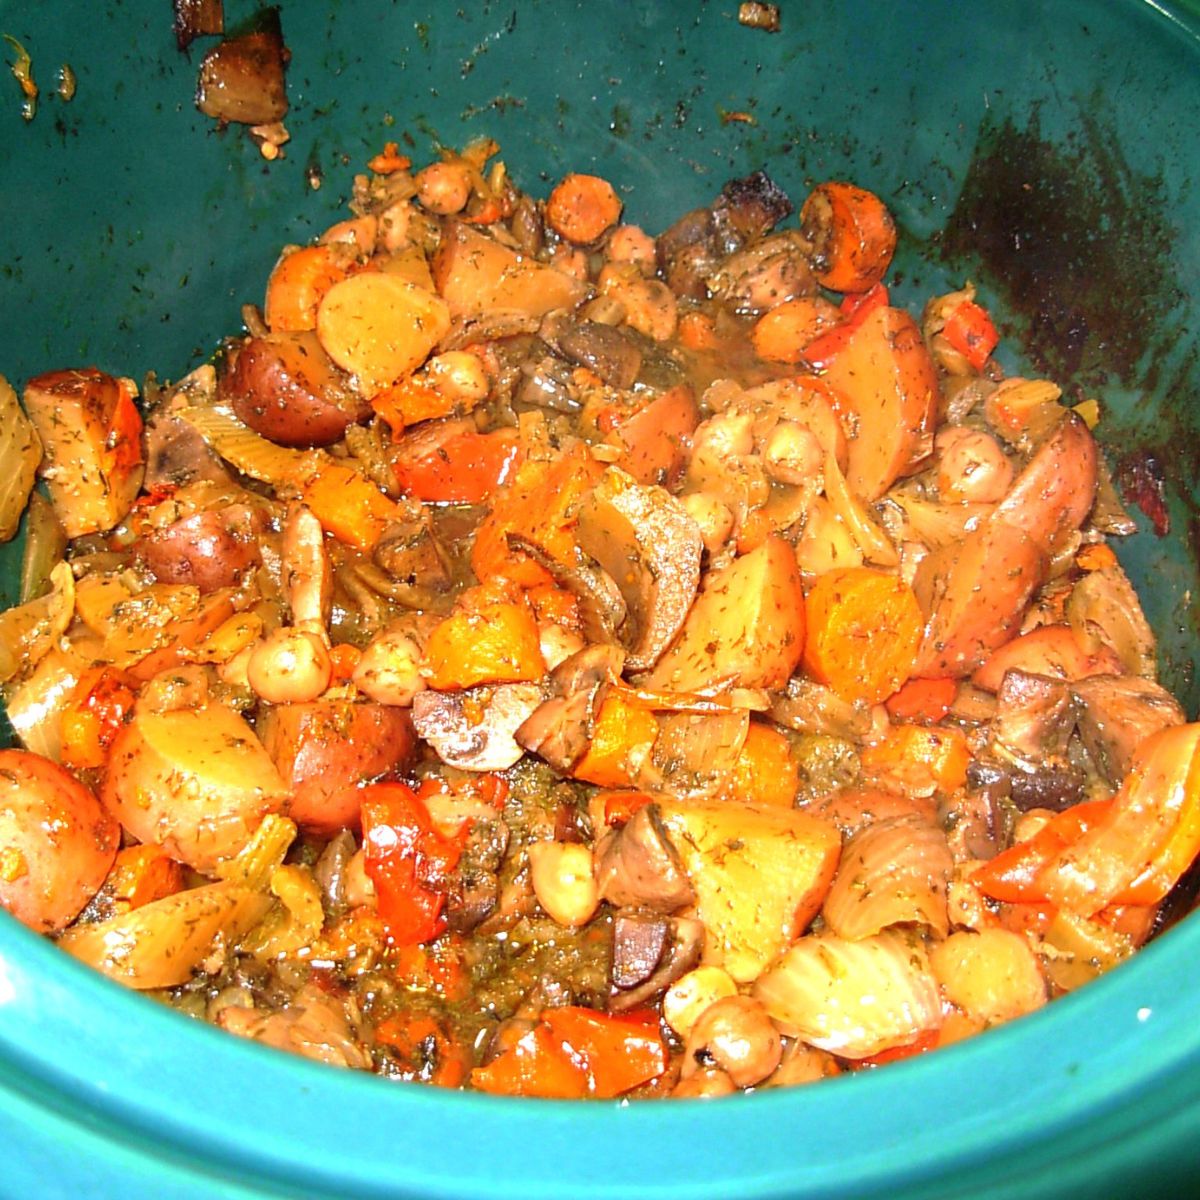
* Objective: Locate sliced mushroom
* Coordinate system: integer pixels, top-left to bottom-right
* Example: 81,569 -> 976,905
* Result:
444,815 -> 511,933
373,504 -> 454,600
1072,674 -> 1186,787
575,467 -> 702,672
990,670 -> 1080,767
556,320 -> 643,390
608,911 -> 705,1012
516,645 -> 626,772
412,682 -> 546,772
594,802 -> 695,912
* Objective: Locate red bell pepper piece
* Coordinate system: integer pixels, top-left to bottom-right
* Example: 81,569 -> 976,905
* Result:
392,428 -> 522,504
541,1006 -> 668,1098
360,783 -> 467,945
971,799 -> 1113,904
59,666 -> 140,770
941,298 -> 999,370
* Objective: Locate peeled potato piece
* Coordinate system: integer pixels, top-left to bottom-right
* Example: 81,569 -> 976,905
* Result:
103,704 -> 288,873
58,882 -> 272,989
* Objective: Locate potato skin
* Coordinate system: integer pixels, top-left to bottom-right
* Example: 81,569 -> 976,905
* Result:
103,705 -> 287,872
0,749 -> 120,933
137,505 -> 264,593
222,331 -> 370,448
258,701 -> 417,834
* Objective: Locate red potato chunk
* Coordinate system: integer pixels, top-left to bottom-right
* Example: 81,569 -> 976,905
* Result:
258,701 -> 418,835
0,749 -> 119,933
804,306 -> 938,501
137,504 -> 265,593
103,704 -> 287,872
221,332 -> 371,448
641,534 -> 806,692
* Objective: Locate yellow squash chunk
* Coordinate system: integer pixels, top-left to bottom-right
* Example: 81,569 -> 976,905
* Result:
656,796 -> 841,983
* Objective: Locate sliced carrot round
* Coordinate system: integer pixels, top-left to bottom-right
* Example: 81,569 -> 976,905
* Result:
800,181 -> 897,294
546,173 -> 623,245
802,566 -> 923,704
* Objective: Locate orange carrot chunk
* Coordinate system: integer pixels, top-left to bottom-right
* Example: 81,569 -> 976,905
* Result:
264,244 -> 350,333
572,691 -> 659,789
750,296 -> 842,364
546,172 -> 623,245
801,566 -> 923,704
800,181 -> 897,294
424,598 -> 545,691
860,723 -> 972,795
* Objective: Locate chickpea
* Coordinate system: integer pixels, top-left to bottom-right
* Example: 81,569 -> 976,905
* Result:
761,420 -> 824,486
935,426 -> 1014,503
606,223 -> 657,274
682,995 -> 782,1089
136,664 -> 212,716
426,350 -> 490,406
681,493 -> 735,558
692,410 -> 756,460
527,841 -> 598,928
671,1066 -> 737,1099
663,966 -> 739,1038
246,627 -> 332,704
352,628 -> 427,707
415,160 -> 472,215
343,848 -> 377,908
217,641 -> 256,690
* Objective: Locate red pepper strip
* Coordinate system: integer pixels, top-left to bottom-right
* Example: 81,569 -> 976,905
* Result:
360,783 -> 467,945
971,799 -> 1114,904
470,1022 -> 590,1098
59,666 -> 140,770
601,789 -> 656,827
470,1007 -> 667,1099
838,281 -> 890,319
802,285 -> 890,371
104,377 -> 144,478
941,298 -> 999,370
541,1006 -> 668,1098
392,429 -> 522,505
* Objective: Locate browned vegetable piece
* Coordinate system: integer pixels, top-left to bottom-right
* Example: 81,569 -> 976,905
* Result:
1072,674 -> 1186,787
137,503 -> 265,593
992,412 -> 1098,557
912,519 -> 1046,678
195,12 -> 289,125
808,305 -> 938,500
221,332 -> 371,448
557,320 -> 643,390
174,0 -> 224,52
609,913 -> 705,1012
0,749 -> 120,934
23,367 -> 145,537
412,683 -> 546,772
575,468 -> 702,672
103,704 -> 287,873
258,701 -> 417,836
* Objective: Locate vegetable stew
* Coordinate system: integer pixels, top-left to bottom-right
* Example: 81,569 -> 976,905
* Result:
1,139 -> 1196,1099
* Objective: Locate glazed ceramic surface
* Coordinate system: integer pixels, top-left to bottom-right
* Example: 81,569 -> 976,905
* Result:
1,2 -> 1198,1196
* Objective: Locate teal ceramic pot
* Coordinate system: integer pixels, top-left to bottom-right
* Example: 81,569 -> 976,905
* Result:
1,2 -> 1199,1197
